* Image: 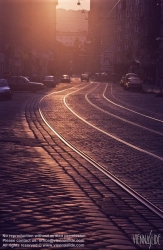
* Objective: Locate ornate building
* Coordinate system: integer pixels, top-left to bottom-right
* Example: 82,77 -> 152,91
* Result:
88,0 -> 117,73
114,0 -> 162,79
88,0 -> 162,81
0,0 -> 58,79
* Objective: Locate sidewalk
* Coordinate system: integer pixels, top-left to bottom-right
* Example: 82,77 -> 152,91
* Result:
143,83 -> 162,94
1,89 -> 128,250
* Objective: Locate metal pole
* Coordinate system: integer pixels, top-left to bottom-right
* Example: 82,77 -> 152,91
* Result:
161,79 -> 163,94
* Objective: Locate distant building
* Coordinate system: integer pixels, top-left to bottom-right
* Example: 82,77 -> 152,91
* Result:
0,0 -> 58,79
56,31 -> 87,47
56,9 -> 88,32
157,0 -> 163,86
88,0 -> 117,73
56,31 -> 88,74
115,0 -> 162,79
115,0 -> 143,77
88,0 -> 162,79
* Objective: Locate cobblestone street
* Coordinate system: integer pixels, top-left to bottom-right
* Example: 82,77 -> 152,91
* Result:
0,81 -> 163,249
1,0 -> 163,249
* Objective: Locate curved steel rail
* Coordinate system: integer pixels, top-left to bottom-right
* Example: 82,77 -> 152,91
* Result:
38,84 -> 163,220
103,84 -> 163,123
111,85 -> 163,118
85,84 -> 163,137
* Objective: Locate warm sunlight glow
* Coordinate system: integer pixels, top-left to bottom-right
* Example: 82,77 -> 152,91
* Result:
57,0 -> 90,10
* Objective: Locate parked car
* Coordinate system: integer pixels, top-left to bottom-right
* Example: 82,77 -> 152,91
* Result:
7,76 -> 44,92
94,72 -> 109,82
61,75 -> 71,83
0,79 -> 12,100
42,75 -> 56,88
125,73 -> 138,82
122,73 -> 138,89
124,76 -> 143,91
81,73 -> 89,82
83,72 -> 91,78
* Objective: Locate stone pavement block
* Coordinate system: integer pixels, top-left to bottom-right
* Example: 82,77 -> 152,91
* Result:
1,86 -> 163,250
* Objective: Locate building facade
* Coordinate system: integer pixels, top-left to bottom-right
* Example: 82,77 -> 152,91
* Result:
88,0 -> 117,73
56,31 -> 87,47
115,0 -> 143,77
157,0 -> 163,87
0,0 -> 58,80
56,31 -> 88,74
115,0 -> 162,80
88,0 -> 162,81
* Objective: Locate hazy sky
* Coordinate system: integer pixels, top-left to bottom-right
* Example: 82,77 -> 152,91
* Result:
57,0 -> 90,10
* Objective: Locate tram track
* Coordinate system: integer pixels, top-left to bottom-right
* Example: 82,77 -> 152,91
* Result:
38,83 -> 163,222
85,84 -> 163,137
104,84 -> 163,123
22,91 -> 163,249
81,83 -> 163,157
62,82 -> 163,161
1,83 -> 162,249
110,85 -> 163,119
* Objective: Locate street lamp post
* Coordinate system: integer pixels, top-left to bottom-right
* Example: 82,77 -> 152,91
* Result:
15,59 -> 21,76
157,59 -> 163,95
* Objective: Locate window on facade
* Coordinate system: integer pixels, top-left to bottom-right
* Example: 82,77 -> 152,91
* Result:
126,22 -> 129,28
117,45 -> 121,51
126,11 -> 129,17
117,56 -> 121,63
127,0 -> 131,5
118,13 -> 122,20
122,0 -> 126,10
117,24 -> 122,31
117,34 -> 121,41
135,25 -> 139,32
135,12 -> 140,19
125,34 -> 129,39
118,2 -> 121,9
125,44 -> 129,50
134,39 -> 138,46
135,0 -> 140,5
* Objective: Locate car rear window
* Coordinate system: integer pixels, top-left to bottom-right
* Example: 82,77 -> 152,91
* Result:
45,76 -> 53,81
128,74 -> 137,77
129,77 -> 140,80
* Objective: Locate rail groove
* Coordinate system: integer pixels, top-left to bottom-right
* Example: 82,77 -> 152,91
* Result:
85,84 -> 163,137
103,84 -> 163,123
39,85 -> 163,220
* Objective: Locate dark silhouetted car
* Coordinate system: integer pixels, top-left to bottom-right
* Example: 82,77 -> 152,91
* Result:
122,73 -> 138,89
0,79 -> 12,100
43,75 -> 56,88
61,75 -> 71,83
81,73 -> 89,82
7,76 -> 44,92
94,72 -> 109,82
124,76 -> 143,91
125,73 -> 138,82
